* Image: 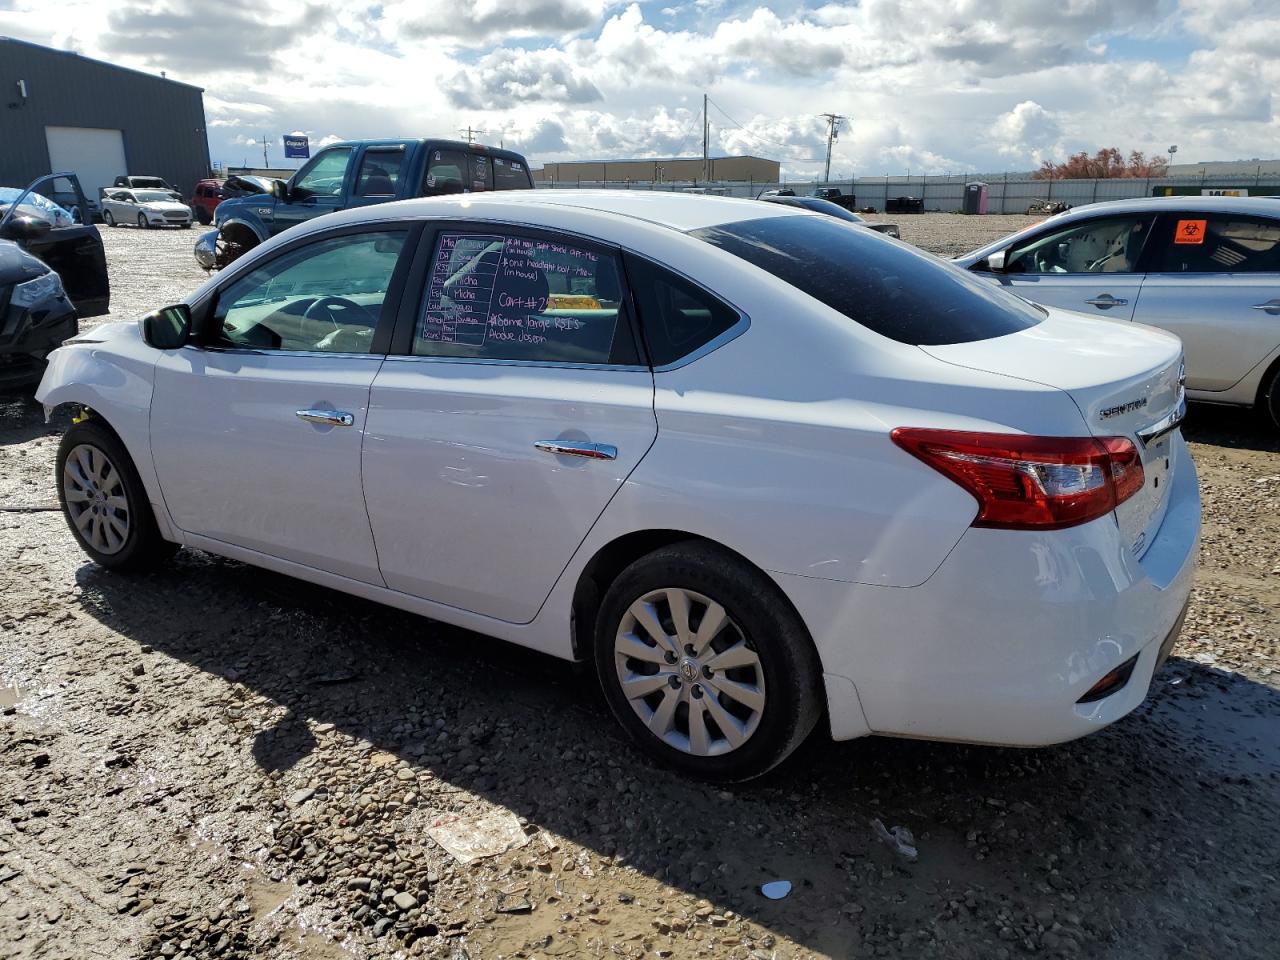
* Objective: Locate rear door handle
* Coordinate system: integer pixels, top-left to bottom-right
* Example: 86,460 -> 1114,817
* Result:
296,409 -> 354,427
1251,300 -> 1280,314
534,440 -> 617,461
1085,295 -> 1128,308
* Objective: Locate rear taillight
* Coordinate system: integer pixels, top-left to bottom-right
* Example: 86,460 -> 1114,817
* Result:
891,428 -> 1145,530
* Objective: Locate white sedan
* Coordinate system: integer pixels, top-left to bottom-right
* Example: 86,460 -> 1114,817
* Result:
955,196 -> 1280,427
35,192 -> 1199,781
100,189 -> 192,229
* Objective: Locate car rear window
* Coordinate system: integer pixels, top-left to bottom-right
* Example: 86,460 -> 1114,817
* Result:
689,216 -> 1044,345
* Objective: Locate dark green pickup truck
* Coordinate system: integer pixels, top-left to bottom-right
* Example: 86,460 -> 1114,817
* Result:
197,138 -> 533,268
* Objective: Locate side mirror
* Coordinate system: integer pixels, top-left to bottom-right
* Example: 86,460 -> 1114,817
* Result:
273,180 -> 290,202
141,304 -> 191,350
0,216 -> 52,241
986,248 -> 1008,272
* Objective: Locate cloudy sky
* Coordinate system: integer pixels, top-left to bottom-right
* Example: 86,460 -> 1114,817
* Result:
2,0 -> 1277,178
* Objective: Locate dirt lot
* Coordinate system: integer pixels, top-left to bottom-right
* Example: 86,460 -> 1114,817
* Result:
1,217 -> 1277,960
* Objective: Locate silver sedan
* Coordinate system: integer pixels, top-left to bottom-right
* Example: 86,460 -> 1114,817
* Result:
100,189 -> 192,229
955,196 -> 1280,427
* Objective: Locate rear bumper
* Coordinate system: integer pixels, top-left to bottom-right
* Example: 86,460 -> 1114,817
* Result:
774,433 -> 1201,745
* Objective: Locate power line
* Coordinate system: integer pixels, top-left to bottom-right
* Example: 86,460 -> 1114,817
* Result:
706,97 -> 798,150
818,112 -> 850,182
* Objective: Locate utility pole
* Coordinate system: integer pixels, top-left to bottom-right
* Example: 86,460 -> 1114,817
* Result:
703,93 -> 709,182
819,112 -> 848,184
459,125 -> 483,144
262,132 -> 269,169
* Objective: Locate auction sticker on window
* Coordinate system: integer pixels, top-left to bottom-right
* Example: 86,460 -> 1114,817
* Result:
1174,219 -> 1208,244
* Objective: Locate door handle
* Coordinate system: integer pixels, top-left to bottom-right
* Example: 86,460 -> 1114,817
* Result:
534,440 -> 617,461
1085,295 -> 1128,308
296,409 -> 354,427
1250,300 -> 1280,314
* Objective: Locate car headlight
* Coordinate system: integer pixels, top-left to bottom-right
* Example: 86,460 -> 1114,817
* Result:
10,271 -> 66,309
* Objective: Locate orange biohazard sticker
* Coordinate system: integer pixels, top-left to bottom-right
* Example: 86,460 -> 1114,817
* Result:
1174,219 -> 1207,244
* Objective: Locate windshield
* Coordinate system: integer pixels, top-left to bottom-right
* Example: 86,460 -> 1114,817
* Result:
134,190 -> 177,202
690,215 -> 1045,346
0,188 -> 71,226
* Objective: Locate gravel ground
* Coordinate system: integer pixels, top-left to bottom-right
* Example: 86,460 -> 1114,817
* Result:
1,218 -> 1277,960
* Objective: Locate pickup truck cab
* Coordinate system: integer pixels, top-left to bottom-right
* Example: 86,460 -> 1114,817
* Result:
201,138 -> 533,268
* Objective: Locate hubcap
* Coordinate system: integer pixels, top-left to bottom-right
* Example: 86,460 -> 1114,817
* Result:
62,444 -> 129,555
614,588 -> 765,757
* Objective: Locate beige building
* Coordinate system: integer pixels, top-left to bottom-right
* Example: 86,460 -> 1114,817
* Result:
537,155 -> 779,184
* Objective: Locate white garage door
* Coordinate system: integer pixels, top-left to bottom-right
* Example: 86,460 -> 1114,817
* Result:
45,126 -> 127,201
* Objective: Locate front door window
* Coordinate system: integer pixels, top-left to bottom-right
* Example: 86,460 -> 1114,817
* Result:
1006,216 -> 1154,274
213,230 -> 407,353
290,148 -> 352,201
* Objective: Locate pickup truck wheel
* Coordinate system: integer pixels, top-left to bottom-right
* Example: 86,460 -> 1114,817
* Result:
103,211 -> 116,227
594,541 -> 823,782
56,419 -> 179,571
137,213 -> 148,229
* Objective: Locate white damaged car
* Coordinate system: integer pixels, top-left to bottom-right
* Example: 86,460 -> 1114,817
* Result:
36,192 -> 1199,781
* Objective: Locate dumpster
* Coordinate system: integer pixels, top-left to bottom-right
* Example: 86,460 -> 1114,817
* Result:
886,196 -> 923,214
963,181 -> 988,215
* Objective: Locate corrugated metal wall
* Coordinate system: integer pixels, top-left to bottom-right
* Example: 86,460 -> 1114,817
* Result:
534,174 -> 1280,213
0,38 -> 210,195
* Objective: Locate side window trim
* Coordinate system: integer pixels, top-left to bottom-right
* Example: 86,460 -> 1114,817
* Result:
620,252 -> 750,371
385,220 -> 649,370
193,221 -> 422,355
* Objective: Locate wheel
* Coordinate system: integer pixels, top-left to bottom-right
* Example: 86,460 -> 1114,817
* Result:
56,418 -> 179,571
1262,366 -> 1280,430
182,222 -> 192,229
103,210 -> 116,227
195,207 -> 212,225
137,213 -> 148,229
594,541 -> 823,782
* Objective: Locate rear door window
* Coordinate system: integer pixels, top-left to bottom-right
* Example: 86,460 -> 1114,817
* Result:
1149,214 -> 1280,273
690,215 -> 1043,346
411,229 -> 638,364
355,148 -> 408,197
424,150 -> 501,194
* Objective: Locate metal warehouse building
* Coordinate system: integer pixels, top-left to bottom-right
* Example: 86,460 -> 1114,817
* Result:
539,155 -> 780,184
0,37 -> 210,206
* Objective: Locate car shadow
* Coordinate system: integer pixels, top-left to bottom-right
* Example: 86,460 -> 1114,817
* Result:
1184,401 -> 1280,454
0,390 -> 65,448
68,549 -> 1280,958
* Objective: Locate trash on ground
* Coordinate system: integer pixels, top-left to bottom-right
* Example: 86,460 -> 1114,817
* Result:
871,818 -> 918,862
495,889 -> 533,914
427,810 -> 531,864
760,880 -> 792,900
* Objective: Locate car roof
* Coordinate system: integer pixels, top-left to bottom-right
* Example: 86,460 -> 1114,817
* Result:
1048,194 -> 1280,217
313,189 -> 804,234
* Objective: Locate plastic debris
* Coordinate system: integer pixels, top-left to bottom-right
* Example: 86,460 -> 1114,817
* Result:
871,818 -> 918,862
760,880 -> 792,900
427,811 -> 531,864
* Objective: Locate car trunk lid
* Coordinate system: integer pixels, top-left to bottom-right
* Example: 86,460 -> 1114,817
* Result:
920,308 -> 1185,556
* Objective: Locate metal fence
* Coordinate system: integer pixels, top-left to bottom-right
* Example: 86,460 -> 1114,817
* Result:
533,173 -> 1276,214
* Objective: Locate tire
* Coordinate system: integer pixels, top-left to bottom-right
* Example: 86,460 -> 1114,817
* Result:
195,207 -> 212,225
182,222 -> 192,229
137,213 -> 148,229
69,205 -> 83,224
1262,366 -> 1280,431
103,210 -> 116,227
594,541 -> 823,782
56,418 -> 179,572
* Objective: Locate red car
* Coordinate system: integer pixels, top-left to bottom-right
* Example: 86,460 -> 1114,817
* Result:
189,179 -> 226,225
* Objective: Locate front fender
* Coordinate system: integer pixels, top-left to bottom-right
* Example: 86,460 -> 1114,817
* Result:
36,327 -> 182,543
